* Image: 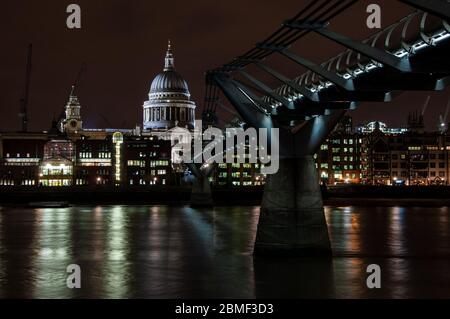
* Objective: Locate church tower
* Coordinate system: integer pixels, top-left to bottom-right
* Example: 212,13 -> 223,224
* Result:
61,86 -> 83,133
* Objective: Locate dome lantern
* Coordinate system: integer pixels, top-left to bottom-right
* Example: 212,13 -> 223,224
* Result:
164,39 -> 175,71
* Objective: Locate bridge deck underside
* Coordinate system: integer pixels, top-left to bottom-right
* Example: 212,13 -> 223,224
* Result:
273,39 -> 450,123
204,1 -> 450,257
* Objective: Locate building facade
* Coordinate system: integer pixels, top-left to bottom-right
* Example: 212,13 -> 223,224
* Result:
315,116 -> 450,186
361,128 -> 450,186
316,116 -> 362,185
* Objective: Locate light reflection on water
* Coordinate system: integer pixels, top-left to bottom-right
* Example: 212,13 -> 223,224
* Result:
0,205 -> 449,298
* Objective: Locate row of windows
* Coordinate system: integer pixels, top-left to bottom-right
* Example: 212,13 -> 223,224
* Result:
138,152 -> 158,158
231,181 -> 257,186
129,179 -> 167,186
126,142 -> 159,148
79,152 -> 111,159
2,162 -> 37,166
0,180 -> 14,185
390,162 -> 447,169
75,179 -> 88,185
330,148 -> 356,153
369,154 -> 447,161
21,180 -> 35,186
330,173 -> 359,179
218,163 -> 258,169
39,179 -> 72,187
5,153 -> 33,158
79,152 -> 92,158
386,162 -> 447,169
331,156 -> 356,162
370,153 -> 447,160
128,160 -> 146,167
129,170 -> 167,176
320,163 -> 360,170
127,160 -> 170,167
217,180 -> 264,186
328,139 -> 358,145
150,160 -> 170,167
391,171 -> 446,178
41,168 -> 73,176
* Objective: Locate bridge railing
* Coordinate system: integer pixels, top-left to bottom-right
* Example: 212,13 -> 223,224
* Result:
205,0 -> 450,114
266,10 -> 450,107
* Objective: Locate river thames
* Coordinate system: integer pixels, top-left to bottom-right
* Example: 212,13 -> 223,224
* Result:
0,205 -> 449,298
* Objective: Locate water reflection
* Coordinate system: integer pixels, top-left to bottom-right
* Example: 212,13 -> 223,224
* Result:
0,205 -> 449,298
33,208 -> 74,298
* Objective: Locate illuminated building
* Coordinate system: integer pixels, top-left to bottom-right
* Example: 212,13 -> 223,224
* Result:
214,163 -> 265,187
74,137 -> 113,185
143,40 -> 197,130
59,86 -> 83,134
316,116 -> 362,185
317,117 -> 450,186
112,132 -> 124,185
124,136 -> 172,186
0,132 -> 46,186
361,129 -> 450,186
39,138 -> 75,186
355,121 -> 408,135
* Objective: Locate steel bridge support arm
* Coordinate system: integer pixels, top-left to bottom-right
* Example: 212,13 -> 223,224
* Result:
253,61 -> 320,102
277,48 -> 355,91
211,73 -> 274,128
238,70 -> 294,109
400,0 -> 450,21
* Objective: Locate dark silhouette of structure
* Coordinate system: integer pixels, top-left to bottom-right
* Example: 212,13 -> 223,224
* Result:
203,0 -> 450,256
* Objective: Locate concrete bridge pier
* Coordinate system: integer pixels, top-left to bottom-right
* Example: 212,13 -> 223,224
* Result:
254,156 -> 331,257
189,163 -> 214,207
212,72 -> 346,256
190,172 -> 213,207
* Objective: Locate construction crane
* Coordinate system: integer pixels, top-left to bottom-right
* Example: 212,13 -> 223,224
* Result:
439,97 -> 450,133
422,95 -> 431,116
71,62 -> 86,96
19,44 -> 32,132
99,114 -> 113,128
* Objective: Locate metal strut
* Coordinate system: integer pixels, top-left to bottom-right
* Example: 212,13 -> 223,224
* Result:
283,20 -> 413,72
399,0 -> 450,21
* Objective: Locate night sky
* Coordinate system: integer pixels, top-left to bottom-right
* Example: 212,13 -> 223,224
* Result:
1,0 -> 449,132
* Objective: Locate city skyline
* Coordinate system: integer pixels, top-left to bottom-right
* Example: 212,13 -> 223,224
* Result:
2,0 -> 450,303
2,0 -> 450,132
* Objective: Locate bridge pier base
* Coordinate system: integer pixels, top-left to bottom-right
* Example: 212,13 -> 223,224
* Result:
254,156 -> 331,257
190,174 -> 213,208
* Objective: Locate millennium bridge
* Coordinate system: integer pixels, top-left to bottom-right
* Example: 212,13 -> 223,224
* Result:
192,0 -> 450,256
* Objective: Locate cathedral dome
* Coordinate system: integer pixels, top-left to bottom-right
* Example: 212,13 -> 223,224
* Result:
143,40 -> 197,131
150,70 -> 189,94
